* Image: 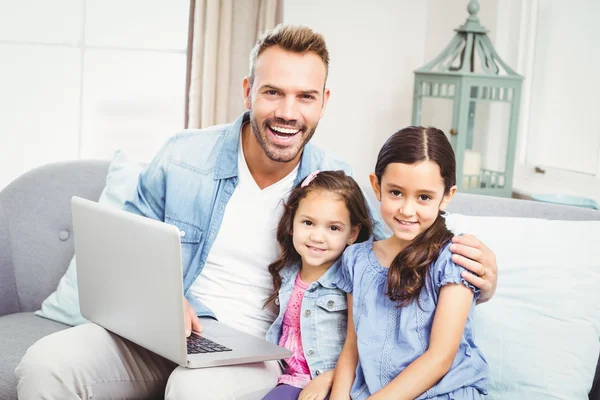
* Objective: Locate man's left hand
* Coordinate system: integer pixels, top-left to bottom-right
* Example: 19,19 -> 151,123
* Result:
449,234 -> 498,304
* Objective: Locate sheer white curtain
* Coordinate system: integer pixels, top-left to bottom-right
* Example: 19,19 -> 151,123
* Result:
186,0 -> 281,129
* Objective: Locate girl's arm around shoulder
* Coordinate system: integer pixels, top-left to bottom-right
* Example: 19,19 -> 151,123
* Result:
329,294 -> 357,400
368,282 -> 475,400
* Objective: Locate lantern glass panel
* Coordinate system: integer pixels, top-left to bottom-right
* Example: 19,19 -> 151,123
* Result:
462,89 -> 512,191
418,96 -> 454,138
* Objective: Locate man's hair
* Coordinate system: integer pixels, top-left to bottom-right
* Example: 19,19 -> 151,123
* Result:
248,24 -> 330,87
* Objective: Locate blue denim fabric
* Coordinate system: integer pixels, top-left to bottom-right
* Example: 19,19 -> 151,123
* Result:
123,112 -> 386,318
336,239 -> 489,400
265,260 -> 348,378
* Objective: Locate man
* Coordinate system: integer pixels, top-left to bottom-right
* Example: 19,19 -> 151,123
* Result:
16,25 -> 497,399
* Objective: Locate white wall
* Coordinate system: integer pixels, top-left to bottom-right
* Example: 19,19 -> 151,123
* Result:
499,0 -> 600,203
424,0 -> 498,63
282,0 -> 502,187
285,0 -> 600,204
526,0 -> 600,175
3,1 -> 596,203
283,0 -> 428,187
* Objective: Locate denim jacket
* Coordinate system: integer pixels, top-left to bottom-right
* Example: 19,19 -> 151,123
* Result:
123,112 -> 385,318
265,259 -> 348,378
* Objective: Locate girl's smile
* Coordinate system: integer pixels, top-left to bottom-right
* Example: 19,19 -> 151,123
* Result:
306,245 -> 326,253
394,218 -> 418,229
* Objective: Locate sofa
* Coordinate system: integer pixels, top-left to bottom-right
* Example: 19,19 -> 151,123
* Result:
0,159 -> 599,400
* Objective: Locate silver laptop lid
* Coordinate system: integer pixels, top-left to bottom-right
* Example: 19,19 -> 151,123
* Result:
72,196 -> 188,365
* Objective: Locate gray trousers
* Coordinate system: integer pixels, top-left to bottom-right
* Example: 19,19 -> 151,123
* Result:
15,323 -> 282,399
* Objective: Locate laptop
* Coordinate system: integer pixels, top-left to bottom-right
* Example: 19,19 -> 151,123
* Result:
71,196 -> 291,368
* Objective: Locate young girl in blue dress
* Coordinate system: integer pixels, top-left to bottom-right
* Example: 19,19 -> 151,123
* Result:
330,127 -> 488,400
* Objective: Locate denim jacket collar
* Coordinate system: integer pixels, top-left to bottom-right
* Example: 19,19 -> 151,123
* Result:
316,258 -> 343,289
214,111 -> 315,183
214,112 -> 246,180
280,258 -> 342,290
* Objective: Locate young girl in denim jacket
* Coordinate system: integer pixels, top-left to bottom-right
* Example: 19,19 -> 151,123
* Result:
262,170 -> 373,400
331,127 -> 488,400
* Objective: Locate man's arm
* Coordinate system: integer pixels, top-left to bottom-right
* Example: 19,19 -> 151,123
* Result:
123,137 -> 177,221
449,234 -> 498,304
121,137 -> 203,335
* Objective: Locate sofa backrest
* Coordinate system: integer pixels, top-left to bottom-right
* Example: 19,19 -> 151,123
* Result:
1,160 -> 599,397
0,160 -> 110,315
2,160 -> 599,316
448,192 -> 600,220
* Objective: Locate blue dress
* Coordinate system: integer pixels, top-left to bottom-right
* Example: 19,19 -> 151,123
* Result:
335,238 -> 488,399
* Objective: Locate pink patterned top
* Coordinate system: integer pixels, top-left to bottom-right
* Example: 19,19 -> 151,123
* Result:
276,274 -> 312,389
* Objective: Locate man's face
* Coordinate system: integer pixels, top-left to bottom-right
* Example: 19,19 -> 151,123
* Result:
243,46 -> 330,163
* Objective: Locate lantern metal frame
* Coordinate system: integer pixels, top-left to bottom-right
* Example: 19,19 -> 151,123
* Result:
411,0 -> 524,197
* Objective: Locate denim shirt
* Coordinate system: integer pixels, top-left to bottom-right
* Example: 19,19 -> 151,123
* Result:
123,112 -> 385,318
265,259 -> 348,378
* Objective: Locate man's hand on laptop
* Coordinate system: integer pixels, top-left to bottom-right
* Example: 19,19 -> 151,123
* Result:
184,297 -> 203,337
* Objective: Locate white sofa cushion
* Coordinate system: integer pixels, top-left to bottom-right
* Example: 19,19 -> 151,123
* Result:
446,214 -> 600,399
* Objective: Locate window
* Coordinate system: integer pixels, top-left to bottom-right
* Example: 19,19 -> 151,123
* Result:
0,0 -> 190,189
510,0 -> 600,201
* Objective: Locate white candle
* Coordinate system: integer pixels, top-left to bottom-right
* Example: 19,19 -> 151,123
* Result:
462,150 -> 481,188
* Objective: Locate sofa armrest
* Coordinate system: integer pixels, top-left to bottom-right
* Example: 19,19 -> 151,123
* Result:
0,200 -> 21,315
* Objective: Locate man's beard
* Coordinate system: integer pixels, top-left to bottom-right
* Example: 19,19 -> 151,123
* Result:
249,112 -> 318,163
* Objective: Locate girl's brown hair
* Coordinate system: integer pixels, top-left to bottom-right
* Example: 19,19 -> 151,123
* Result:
374,126 -> 456,306
264,170 -> 373,308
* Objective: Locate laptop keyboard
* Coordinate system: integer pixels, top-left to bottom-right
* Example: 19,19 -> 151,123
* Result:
187,333 -> 232,354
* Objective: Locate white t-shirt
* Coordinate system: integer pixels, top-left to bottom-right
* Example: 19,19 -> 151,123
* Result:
189,135 -> 298,338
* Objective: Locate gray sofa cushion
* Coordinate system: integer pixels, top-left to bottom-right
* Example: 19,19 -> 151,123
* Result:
0,313 -> 69,400
0,160 -> 110,315
0,202 -> 19,316
449,193 -> 600,220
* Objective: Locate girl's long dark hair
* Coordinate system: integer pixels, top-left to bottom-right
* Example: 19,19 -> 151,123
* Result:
264,170 -> 373,308
375,126 -> 456,306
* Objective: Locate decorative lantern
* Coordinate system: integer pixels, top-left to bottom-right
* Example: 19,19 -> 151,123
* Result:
411,0 -> 523,197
